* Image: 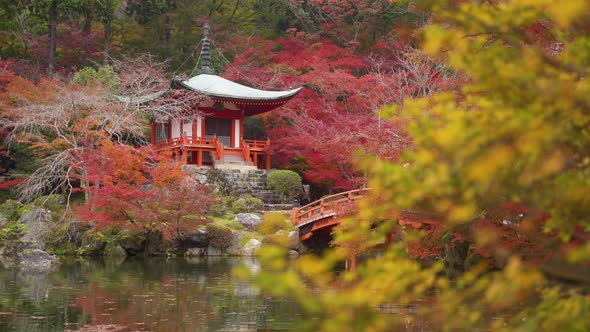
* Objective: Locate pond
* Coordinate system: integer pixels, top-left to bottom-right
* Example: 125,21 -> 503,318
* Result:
0,257 -> 302,331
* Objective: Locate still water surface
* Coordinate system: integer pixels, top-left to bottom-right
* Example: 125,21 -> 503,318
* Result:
0,257 -> 301,331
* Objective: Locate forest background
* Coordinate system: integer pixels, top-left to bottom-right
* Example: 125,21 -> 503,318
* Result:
0,0 -> 589,331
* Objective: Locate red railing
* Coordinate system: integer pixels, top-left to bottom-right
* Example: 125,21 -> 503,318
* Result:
154,136 -> 215,149
239,139 -> 252,163
243,139 -> 270,150
212,136 -> 224,160
291,188 -> 369,227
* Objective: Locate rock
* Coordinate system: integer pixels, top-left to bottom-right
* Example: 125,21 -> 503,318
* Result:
0,215 -> 7,228
18,209 -> 55,250
119,230 -> 145,255
104,242 -> 127,258
18,249 -> 60,273
68,221 -> 92,246
225,231 -> 244,256
288,231 -> 300,251
288,250 -> 299,258
145,232 -> 165,256
242,239 -> 261,256
184,228 -> 209,248
185,247 -> 207,257
80,231 -> 106,256
196,174 -> 208,184
207,247 -> 225,256
234,213 -> 261,231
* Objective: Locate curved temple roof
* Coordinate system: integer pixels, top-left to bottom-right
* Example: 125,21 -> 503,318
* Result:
177,74 -> 302,102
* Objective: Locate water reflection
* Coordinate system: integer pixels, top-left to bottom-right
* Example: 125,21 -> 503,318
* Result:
0,257 -> 301,331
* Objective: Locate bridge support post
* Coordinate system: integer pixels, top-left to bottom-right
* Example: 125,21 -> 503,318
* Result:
348,256 -> 357,272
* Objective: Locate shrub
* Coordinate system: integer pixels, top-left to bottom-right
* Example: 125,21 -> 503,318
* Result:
0,222 -> 27,264
231,195 -> 264,213
206,223 -> 233,250
257,213 -> 290,235
211,196 -> 237,218
0,200 -> 23,221
267,170 -> 302,202
261,233 -> 289,247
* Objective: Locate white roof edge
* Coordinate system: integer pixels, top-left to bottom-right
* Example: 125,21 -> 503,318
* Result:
179,74 -> 302,101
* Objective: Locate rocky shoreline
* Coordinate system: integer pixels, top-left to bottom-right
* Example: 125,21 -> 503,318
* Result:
0,195 -> 304,274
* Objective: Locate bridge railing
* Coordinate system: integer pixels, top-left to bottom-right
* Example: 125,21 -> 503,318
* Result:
291,188 -> 369,227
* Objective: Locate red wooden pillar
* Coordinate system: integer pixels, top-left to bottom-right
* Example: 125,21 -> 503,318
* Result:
179,118 -> 184,139
253,153 -> 258,168
150,122 -> 156,145
201,118 -> 206,139
167,121 -> 172,141
181,148 -> 188,164
197,149 -> 203,167
266,154 -> 271,170
240,116 -> 244,141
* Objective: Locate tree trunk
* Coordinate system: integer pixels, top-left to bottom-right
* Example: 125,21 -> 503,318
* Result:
48,0 -> 57,72
103,18 -> 111,64
161,14 -> 171,45
83,9 -> 92,33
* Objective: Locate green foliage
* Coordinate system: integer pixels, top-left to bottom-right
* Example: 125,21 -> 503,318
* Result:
267,170 -> 302,202
0,199 -> 23,221
32,194 -> 65,220
243,116 -> 267,140
0,222 -> 27,265
72,65 -> 120,91
211,196 -> 236,218
231,195 -> 264,214
45,222 -> 77,255
212,217 -> 245,231
257,213 -> 289,235
206,223 -> 233,250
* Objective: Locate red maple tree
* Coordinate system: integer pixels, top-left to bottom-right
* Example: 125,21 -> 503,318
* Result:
74,139 -> 215,242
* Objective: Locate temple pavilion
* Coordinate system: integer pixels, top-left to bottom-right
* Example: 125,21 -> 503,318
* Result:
151,23 -> 302,169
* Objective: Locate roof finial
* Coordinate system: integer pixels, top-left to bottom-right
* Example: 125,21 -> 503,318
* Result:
198,23 -> 215,75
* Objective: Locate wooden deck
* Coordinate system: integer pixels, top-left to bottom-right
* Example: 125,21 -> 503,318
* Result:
154,136 -> 271,169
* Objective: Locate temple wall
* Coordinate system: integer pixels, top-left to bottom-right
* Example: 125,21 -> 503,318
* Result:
183,119 -> 192,137
171,118 -> 181,139
196,117 -> 203,137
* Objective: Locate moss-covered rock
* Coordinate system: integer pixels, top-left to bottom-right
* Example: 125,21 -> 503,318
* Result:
32,195 -> 66,221
118,230 -> 145,255
79,231 -> 106,256
0,200 -> 23,221
104,242 -> 127,258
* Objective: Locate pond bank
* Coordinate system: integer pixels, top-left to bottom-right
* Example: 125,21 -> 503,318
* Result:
0,195 -> 305,274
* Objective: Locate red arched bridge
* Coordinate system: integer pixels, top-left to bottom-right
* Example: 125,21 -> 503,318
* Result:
290,189 -> 368,241
290,188 -> 436,242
